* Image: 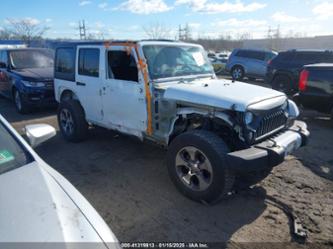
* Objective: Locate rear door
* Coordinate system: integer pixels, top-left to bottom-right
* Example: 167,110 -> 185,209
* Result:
75,46 -> 103,122
248,51 -> 267,77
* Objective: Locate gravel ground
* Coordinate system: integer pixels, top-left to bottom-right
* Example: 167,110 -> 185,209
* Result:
1,80 -> 332,248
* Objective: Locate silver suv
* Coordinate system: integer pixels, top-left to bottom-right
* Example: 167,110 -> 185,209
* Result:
226,49 -> 277,80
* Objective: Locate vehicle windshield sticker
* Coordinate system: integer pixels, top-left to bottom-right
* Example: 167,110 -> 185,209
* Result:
0,150 -> 15,165
192,52 -> 205,66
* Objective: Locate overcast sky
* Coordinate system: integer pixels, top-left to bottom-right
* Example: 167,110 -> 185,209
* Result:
1,0 -> 333,40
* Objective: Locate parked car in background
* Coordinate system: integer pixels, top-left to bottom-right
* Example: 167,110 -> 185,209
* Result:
0,114 -> 119,247
266,49 -> 333,95
226,48 -> 277,81
0,48 -> 56,113
54,40 -> 309,204
295,63 -> 333,124
210,56 -> 228,75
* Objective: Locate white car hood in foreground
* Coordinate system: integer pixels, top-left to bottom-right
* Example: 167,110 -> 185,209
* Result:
163,79 -> 286,111
0,161 -> 117,247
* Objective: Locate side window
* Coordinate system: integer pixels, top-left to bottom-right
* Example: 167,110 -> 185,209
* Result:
294,52 -> 314,63
107,50 -> 138,82
0,51 -> 7,66
78,48 -> 100,77
253,51 -> 265,61
235,50 -> 249,58
265,52 -> 276,61
55,47 -> 75,81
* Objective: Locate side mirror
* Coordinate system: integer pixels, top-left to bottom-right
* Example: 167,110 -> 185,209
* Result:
25,124 -> 56,148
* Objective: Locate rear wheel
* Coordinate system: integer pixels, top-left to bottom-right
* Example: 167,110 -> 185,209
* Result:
57,100 -> 88,142
13,89 -> 30,114
272,75 -> 293,95
167,130 -> 234,204
231,66 -> 244,80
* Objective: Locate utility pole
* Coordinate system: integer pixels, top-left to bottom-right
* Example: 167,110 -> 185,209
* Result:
178,24 -> 191,41
79,20 -> 86,40
267,25 -> 280,50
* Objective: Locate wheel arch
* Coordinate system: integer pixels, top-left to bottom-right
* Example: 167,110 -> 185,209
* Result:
59,88 -> 79,102
167,108 -> 235,145
231,64 -> 245,73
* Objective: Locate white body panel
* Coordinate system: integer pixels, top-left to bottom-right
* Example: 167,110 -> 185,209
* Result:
162,79 -> 286,111
101,46 -> 147,137
76,46 -> 104,122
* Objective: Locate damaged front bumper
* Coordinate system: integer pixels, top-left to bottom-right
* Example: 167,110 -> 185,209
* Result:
227,120 -> 310,172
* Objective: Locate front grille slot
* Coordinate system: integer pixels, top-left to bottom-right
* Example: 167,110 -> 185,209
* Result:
255,109 -> 287,140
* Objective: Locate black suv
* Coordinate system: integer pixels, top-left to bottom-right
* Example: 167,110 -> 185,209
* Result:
266,50 -> 333,95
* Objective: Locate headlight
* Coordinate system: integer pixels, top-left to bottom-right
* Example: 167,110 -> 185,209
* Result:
282,100 -> 289,118
22,80 -> 46,87
244,111 -> 254,125
282,100 -> 288,111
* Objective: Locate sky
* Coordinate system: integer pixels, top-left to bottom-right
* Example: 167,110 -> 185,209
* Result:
0,0 -> 333,40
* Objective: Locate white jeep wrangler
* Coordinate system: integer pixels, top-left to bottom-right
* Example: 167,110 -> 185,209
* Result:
54,40 -> 309,203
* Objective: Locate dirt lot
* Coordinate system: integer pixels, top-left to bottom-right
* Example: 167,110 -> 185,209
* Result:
1,79 -> 333,248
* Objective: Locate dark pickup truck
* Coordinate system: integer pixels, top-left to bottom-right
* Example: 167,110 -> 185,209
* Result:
295,63 -> 333,124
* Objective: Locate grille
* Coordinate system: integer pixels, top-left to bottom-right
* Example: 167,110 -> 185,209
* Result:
254,109 -> 287,140
44,81 -> 54,89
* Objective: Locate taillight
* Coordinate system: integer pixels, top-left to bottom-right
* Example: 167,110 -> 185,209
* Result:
299,69 -> 309,91
267,59 -> 272,65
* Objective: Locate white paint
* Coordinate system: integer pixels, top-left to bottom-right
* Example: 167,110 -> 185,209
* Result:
0,115 -> 119,245
75,45 -> 104,121
101,46 -> 147,136
163,79 -> 286,112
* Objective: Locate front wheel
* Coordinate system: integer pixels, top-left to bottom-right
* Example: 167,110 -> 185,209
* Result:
57,100 -> 88,142
14,89 -> 30,114
231,66 -> 244,80
167,130 -> 234,204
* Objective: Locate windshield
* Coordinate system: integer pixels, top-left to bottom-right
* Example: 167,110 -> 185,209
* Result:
0,120 -> 32,175
9,49 -> 54,69
143,45 -> 214,80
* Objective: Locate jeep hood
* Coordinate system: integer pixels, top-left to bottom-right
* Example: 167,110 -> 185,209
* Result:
162,79 -> 286,112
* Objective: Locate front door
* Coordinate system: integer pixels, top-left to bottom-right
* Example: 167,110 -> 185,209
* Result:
75,46 -> 103,122
102,46 -> 147,137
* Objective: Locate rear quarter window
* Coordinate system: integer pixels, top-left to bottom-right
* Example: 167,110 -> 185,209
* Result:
55,47 -> 75,81
274,52 -> 294,63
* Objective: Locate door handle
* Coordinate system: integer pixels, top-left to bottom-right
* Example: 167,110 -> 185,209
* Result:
76,82 -> 86,86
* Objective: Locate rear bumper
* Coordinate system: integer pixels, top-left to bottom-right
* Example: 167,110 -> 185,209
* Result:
227,120 -> 309,173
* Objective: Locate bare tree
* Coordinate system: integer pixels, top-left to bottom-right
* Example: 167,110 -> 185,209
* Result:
143,22 -> 172,39
0,28 -> 12,39
5,18 -> 49,43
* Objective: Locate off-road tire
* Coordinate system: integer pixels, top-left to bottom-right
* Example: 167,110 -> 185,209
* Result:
13,89 -> 30,114
57,100 -> 88,142
167,130 -> 235,204
272,75 -> 293,96
234,168 -> 272,191
231,65 -> 244,80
